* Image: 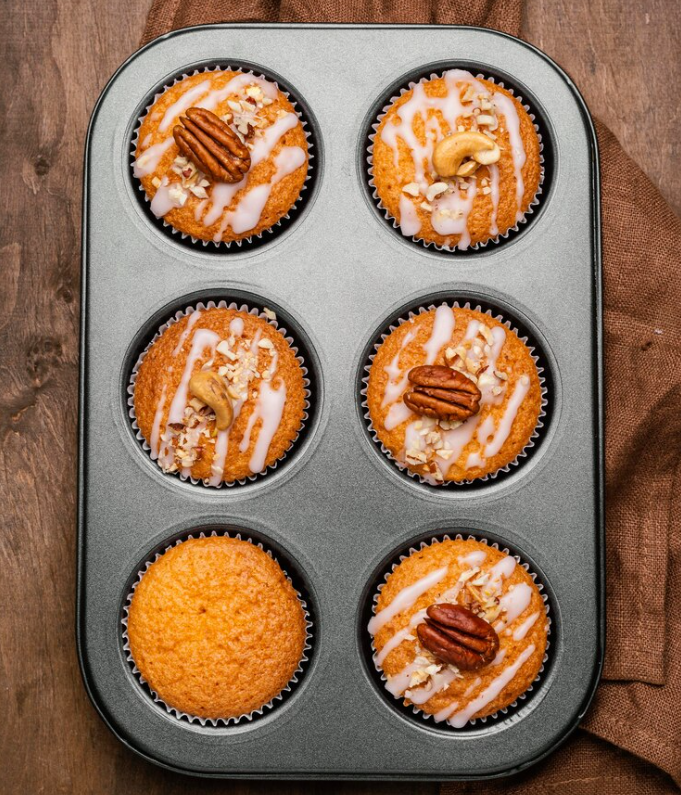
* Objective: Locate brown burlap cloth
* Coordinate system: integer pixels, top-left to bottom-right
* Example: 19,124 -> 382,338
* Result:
141,1 -> 681,791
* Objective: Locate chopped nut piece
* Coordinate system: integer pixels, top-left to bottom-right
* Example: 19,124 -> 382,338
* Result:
402,182 -> 420,197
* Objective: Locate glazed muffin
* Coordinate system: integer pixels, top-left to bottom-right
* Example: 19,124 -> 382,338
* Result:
371,69 -> 541,249
366,305 -> 543,483
133,306 -> 307,484
133,70 -> 309,243
369,538 -> 548,727
127,536 -> 308,720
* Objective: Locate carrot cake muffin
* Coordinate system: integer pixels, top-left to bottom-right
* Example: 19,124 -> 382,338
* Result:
368,538 -> 548,727
370,69 -> 541,249
133,306 -> 306,484
133,70 -> 309,243
127,536 -> 308,720
366,305 -> 542,483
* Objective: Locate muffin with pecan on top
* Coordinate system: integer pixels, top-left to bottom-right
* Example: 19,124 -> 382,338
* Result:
365,304 -> 543,483
133,70 -> 309,243
368,538 -> 548,727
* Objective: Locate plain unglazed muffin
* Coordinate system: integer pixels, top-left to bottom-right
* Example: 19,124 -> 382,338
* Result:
126,536 -> 308,720
133,306 -> 306,484
366,305 -> 542,483
370,69 -> 541,249
368,538 -> 548,727
133,70 -> 309,243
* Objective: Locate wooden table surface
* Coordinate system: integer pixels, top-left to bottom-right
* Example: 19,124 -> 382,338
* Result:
2,1 -> 679,792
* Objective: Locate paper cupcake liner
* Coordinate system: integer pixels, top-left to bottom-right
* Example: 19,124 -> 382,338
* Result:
366,69 -> 545,253
130,64 -> 316,250
369,532 -> 552,730
121,529 -> 314,727
127,299 -> 311,488
360,300 -> 549,488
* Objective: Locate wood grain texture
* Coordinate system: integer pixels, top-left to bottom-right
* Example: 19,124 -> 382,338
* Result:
0,1 -> 678,793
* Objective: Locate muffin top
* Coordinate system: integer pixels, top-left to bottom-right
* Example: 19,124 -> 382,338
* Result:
371,70 -> 541,249
133,307 -> 306,484
369,538 -> 548,726
366,305 -> 542,483
127,536 -> 308,720
133,71 -> 308,243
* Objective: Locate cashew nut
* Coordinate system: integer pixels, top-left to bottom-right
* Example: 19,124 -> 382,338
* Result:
432,131 -> 500,179
188,371 -> 233,430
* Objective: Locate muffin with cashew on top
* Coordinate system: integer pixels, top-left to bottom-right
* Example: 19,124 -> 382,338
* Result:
133,306 -> 307,485
133,70 -> 309,243
370,69 -> 542,249
369,538 -> 549,727
365,304 -> 544,483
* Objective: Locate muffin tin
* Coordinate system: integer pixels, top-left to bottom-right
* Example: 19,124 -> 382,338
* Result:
78,24 -> 603,779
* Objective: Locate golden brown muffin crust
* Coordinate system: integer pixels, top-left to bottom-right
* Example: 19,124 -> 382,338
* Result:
134,307 -> 306,483
366,306 -> 542,482
372,539 -> 548,724
127,536 -> 307,720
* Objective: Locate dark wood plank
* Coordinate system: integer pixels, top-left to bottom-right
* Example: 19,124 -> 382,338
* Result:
1,1 -> 679,793
522,0 -> 681,217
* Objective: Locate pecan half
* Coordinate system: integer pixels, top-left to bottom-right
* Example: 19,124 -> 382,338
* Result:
403,365 -> 481,421
173,107 -> 251,184
416,604 -> 499,670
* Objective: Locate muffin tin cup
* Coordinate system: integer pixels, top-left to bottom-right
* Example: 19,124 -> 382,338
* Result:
121,528 -> 314,727
127,298 -> 311,488
366,69 -> 545,253
360,300 -> 549,488
130,64 -> 316,250
367,532 -> 551,730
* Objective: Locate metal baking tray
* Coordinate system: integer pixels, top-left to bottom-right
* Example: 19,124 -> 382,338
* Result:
77,23 -> 604,780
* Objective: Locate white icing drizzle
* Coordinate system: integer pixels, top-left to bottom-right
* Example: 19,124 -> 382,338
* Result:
423,306 -> 455,364
495,583 -> 533,630
488,556 -> 517,584
407,667 -> 460,705
150,385 -> 167,460
513,611 -> 540,641
208,430 -> 229,487
374,608 -> 428,666
221,146 -> 305,235
133,138 -> 174,177
385,661 -> 423,697
431,179 -> 478,250
434,700 -> 460,723
229,317 -> 245,336
463,677 -> 482,698
382,329 -> 416,408
240,380 -> 287,474
399,194 -> 421,236
445,644 -> 536,728
484,375 -> 531,457
490,91 -> 526,219
159,79 -> 212,133
167,328 -> 220,424
149,175 -> 175,217
172,310 -> 202,356
488,164 -> 500,235
368,566 -> 448,635
492,648 -> 507,666
458,550 -> 487,567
